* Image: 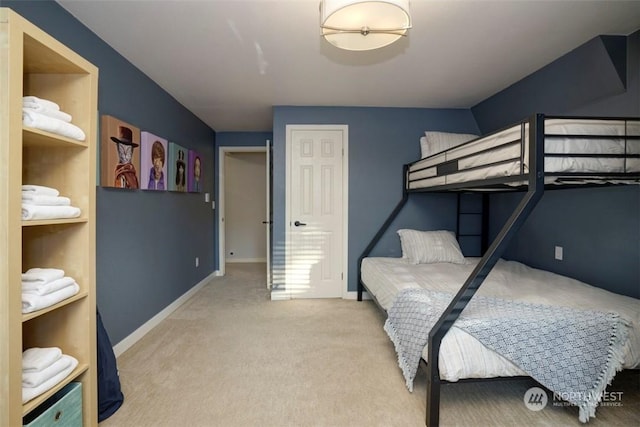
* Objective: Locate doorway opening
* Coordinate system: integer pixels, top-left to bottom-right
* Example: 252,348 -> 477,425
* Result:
218,145 -> 272,286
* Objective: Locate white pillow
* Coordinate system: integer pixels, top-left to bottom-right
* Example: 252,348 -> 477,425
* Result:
397,229 -> 465,265
421,131 -> 479,158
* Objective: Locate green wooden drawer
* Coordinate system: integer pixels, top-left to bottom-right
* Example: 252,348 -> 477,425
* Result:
23,382 -> 83,427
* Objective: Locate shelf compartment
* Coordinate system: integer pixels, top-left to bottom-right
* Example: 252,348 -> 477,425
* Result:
23,33 -> 95,138
22,142 -> 92,223
22,222 -> 93,286
22,301 -> 93,375
22,364 -> 88,417
23,34 -> 88,75
23,73 -> 93,140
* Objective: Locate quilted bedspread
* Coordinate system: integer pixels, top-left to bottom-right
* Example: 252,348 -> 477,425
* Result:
384,288 -> 629,422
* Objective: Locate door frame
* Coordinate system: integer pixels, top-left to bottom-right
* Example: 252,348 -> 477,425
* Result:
283,124 -> 349,299
266,139 -> 272,289
217,145 -> 269,277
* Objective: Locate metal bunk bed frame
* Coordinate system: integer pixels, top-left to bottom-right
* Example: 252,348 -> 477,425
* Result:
356,113 -> 640,426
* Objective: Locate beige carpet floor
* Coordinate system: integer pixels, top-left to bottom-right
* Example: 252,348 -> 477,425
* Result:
100,263 -> 639,427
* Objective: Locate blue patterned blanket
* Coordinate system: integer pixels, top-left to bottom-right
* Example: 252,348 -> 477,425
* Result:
384,288 -> 629,422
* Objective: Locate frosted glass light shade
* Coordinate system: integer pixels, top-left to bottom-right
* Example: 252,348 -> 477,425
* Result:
320,0 -> 411,51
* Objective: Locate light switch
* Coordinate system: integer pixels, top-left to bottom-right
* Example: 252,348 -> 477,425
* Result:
554,246 -> 563,261
205,192 -> 210,202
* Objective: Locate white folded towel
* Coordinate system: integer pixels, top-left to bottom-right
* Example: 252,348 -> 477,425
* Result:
22,277 -> 76,296
22,355 -> 78,404
22,204 -> 81,221
23,102 -> 72,123
21,268 -> 65,283
22,96 -> 60,111
23,354 -> 74,388
21,194 -> 71,206
22,109 -> 86,141
22,347 -> 62,373
21,185 -> 60,197
22,283 -> 80,313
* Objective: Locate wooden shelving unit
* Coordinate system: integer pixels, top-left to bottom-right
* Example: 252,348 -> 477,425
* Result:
1,8 -> 98,426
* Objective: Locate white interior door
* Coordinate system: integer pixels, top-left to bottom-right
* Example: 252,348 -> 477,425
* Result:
285,125 -> 347,299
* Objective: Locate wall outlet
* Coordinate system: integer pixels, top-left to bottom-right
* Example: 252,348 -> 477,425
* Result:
554,246 -> 563,261
195,257 -> 199,267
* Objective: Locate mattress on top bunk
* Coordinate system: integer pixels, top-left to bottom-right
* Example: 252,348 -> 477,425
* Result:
361,256 -> 640,382
409,118 -> 640,189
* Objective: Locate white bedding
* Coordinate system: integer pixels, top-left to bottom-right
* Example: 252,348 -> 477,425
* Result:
361,257 -> 640,382
410,118 -> 640,189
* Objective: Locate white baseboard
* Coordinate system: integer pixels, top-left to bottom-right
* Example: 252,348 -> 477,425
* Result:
214,270 -> 223,276
113,272 -> 216,358
270,289 -> 291,301
226,257 -> 267,263
344,290 -> 372,300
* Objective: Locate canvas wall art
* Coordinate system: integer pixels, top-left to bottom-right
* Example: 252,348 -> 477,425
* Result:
188,150 -> 203,193
168,142 -> 188,192
100,115 -> 141,189
140,132 -> 168,191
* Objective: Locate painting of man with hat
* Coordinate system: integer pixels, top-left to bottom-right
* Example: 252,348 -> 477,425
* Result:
101,116 -> 141,189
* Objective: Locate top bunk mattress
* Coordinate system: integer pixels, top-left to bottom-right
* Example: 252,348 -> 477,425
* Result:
361,256 -> 640,381
409,117 -> 640,190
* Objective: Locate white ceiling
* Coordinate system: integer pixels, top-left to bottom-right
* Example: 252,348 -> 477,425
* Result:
56,0 -> 640,132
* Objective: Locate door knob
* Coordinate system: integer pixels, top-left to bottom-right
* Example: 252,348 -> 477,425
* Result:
294,221 -> 307,227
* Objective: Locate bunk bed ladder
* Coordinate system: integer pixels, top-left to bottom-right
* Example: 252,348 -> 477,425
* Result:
425,114 -> 546,426
456,193 -> 490,256
358,165 -> 409,301
480,194 -> 489,254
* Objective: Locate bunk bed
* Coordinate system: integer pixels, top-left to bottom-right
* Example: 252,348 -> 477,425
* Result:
357,114 -> 640,426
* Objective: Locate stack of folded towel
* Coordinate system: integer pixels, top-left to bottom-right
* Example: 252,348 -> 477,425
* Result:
22,347 -> 78,404
22,96 -> 86,141
22,185 -> 81,220
22,268 -> 80,314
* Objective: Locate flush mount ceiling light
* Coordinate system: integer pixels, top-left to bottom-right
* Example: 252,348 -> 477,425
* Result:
320,0 -> 411,51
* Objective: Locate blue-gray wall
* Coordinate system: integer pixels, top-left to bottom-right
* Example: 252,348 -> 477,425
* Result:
5,1 -> 217,342
488,187 -> 639,298
473,35 -> 628,134
272,107 -> 480,292
473,31 -> 640,298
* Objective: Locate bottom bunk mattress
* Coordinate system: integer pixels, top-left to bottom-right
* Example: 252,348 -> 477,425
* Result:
360,257 -> 640,382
